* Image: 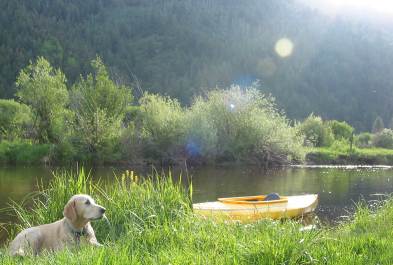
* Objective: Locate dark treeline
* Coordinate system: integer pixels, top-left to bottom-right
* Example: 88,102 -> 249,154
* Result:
1,0 -> 393,130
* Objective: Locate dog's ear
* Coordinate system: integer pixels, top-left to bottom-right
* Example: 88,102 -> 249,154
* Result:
63,200 -> 77,221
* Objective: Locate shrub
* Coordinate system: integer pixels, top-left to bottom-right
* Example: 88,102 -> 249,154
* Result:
355,132 -> 372,148
70,57 -> 133,160
136,93 -> 186,160
185,86 -> 303,164
122,105 -> 140,127
0,99 -> 32,140
372,129 -> 393,149
0,140 -> 51,164
330,139 -> 352,153
298,114 -> 334,147
328,120 -> 354,140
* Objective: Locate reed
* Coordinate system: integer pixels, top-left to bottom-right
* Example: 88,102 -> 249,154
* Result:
1,169 -> 393,264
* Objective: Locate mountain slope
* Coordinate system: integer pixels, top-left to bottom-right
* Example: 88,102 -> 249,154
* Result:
1,0 -> 393,130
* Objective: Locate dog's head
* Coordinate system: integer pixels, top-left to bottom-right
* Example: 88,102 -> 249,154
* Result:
63,194 -> 106,226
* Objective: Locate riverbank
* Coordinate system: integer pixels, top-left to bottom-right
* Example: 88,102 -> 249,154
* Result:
306,147 -> 393,165
3,140 -> 393,168
1,170 -> 393,264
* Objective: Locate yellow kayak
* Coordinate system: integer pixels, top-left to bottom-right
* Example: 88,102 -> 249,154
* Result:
193,194 -> 318,222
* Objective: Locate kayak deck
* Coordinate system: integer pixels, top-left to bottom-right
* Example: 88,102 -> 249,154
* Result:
193,194 -> 318,222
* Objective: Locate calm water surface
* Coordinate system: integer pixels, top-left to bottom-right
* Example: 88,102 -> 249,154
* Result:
1,165 -> 393,244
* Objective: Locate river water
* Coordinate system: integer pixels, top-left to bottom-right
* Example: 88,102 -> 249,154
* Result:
1,165 -> 393,244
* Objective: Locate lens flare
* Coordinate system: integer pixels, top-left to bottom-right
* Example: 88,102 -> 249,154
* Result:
275,38 -> 294,58
186,140 -> 201,156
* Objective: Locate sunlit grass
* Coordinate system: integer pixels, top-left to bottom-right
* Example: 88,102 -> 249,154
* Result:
2,169 -> 393,264
306,146 -> 393,165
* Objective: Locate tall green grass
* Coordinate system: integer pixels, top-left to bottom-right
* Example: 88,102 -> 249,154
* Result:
2,169 -> 393,264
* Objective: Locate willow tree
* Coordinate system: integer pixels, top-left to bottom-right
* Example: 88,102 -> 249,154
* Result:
16,57 -> 68,143
70,57 -> 132,158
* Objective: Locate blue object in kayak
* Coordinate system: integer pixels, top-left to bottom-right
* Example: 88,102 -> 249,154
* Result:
264,193 -> 280,201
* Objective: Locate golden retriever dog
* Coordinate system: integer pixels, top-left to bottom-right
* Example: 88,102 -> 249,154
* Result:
9,194 -> 106,256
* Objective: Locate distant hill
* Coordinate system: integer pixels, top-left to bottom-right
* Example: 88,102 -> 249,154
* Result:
1,0 -> 393,130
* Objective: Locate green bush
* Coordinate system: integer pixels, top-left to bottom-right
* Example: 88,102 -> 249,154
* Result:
0,99 -> 32,140
298,114 -> 334,147
372,129 -> 393,149
122,105 -> 140,127
70,57 -> 133,161
0,140 -> 51,164
355,132 -> 372,148
136,93 -> 186,161
330,139 -> 351,153
328,120 -> 354,140
185,86 -> 304,164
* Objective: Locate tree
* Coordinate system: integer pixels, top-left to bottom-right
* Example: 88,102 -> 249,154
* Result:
16,57 -> 69,143
298,114 -> 334,147
137,93 -> 185,160
372,116 -> 384,134
328,120 -> 354,140
0,99 -> 32,140
70,57 -> 133,158
355,132 -> 372,148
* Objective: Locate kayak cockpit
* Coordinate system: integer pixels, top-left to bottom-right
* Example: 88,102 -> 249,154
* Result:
218,195 -> 288,205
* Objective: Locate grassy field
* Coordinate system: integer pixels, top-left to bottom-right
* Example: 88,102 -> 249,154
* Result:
1,169 -> 393,264
306,147 -> 393,165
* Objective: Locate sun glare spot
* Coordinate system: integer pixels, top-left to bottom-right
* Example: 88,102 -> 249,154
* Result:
275,38 -> 294,58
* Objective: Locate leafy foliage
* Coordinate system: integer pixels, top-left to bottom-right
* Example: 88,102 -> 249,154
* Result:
135,93 -> 185,160
298,114 -> 334,147
185,86 -> 304,164
0,99 -> 32,140
355,132 -> 372,148
328,120 -> 354,140
16,57 -> 69,143
1,57 -> 305,165
70,57 -> 133,159
372,129 -> 393,149
0,140 -> 50,164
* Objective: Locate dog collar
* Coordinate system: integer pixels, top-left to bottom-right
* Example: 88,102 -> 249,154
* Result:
65,219 -> 86,244
73,230 -> 86,244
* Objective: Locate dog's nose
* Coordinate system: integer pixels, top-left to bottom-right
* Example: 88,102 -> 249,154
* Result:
100,207 -> 106,214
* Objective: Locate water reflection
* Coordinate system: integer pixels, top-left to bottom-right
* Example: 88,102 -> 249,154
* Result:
190,166 -> 393,223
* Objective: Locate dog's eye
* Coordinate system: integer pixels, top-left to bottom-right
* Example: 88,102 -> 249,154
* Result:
85,200 -> 91,205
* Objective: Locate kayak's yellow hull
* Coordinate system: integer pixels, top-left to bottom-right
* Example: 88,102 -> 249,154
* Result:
193,194 -> 318,222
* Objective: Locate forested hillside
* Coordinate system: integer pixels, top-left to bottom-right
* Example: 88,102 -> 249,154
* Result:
1,0 -> 393,130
